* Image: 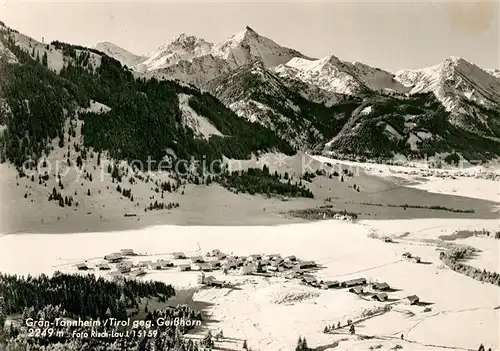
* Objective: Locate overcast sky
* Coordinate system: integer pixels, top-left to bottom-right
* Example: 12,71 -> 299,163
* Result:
1,0 -> 498,71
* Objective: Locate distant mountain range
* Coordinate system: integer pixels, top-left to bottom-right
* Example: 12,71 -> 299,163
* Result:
1,21 -> 499,167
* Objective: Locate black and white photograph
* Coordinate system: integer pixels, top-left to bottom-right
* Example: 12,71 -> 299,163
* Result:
0,0 -> 499,350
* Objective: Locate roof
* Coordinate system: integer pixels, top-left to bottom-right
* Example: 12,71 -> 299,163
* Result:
75,263 -> 87,268
344,278 -> 366,285
322,280 -> 339,286
406,295 -> 419,301
350,287 -> 364,293
372,293 -> 388,301
373,282 -> 390,289
302,275 -> 317,282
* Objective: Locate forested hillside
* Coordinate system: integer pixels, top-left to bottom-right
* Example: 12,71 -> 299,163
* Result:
0,26 -> 293,175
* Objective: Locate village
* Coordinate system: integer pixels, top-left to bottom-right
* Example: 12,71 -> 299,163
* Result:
73,247 -> 424,307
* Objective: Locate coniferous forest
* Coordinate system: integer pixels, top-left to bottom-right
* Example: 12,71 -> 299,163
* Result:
0,273 -> 208,351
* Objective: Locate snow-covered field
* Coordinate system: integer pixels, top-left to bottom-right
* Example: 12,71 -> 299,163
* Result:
1,218 -> 499,351
311,154 -> 500,203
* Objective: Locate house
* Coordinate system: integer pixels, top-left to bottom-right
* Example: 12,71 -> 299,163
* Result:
404,295 -> 420,305
383,237 -> 393,243
266,266 -> 278,272
117,265 -> 131,274
222,262 -> 237,270
137,260 -> 153,268
301,275 -> 317,286
207,249 -> 221,256
342,278 -> 367,288
170,252 -> 186,259
177,264 -> 191,271
247,254 -> 262,262
348,286 -> 364,295
104,253 -> 123,262
280,261 -> 295,270
207,261 -> 221,270
157,259 -> 173,267
120,249 -> 135,256
371,293 -> 388,302
97,263 -> 110,271
203,275 -> 224,288
372,282 -> 390,291
402,252 -> 412,259
320,281 -> 340,289
190,256 -> 204,264
192,263 -> 211,271
109,271 -> 122,280
264,254 -> 282,261
75,263 -> 88,271
149,262 -> 164,270
410,256 -> 421,263
284,255 -> 297,262
297,261 -> 317,270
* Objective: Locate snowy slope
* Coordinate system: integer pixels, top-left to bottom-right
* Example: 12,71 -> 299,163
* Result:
275,55 -> 410,96
211,26 -> 312,69
178,93 -> 223,139
95,41 -> 147,68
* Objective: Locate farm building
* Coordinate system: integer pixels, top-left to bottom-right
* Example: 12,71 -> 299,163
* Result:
75,263 -> 88,271
320,281 -> 340,289
149,262 -> 164,270
117,265 -> 131,274
247,254 -> 262,262
372,282 -> 390,291
191,263 -> 211,271
301,275 -> 318,286
170,252 -> 186,259
120,249 -> 135,256
404,295 -> 420,305
266,266 -> 278,272
190,256 -> 204,264
264,254 -> 282,261
202,275 -> 224,288
222,262 -> 237,270
371,293 -> 388,302
207,261 -> 221,270
296,261 -> 317,269
177,264 -> 191,271
342,278 -> 367,288
157,259 -> 173,267
104,253 -> 123,262
137,260 -> 153,268
96,263 -> 110,271
402,252 -> 412,259
410,256 -> 421,263
348,287 -> 364,295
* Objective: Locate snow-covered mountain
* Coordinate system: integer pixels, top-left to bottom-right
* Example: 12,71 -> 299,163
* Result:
395,57 -> 500,111
98,26 -> 311,87
138,33 -> 213,71
95,41 -> 147,68
211,26 -> 311,69
275,55 -> 411,96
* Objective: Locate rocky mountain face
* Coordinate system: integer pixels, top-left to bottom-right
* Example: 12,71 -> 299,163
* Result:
1,20 -> 499,165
